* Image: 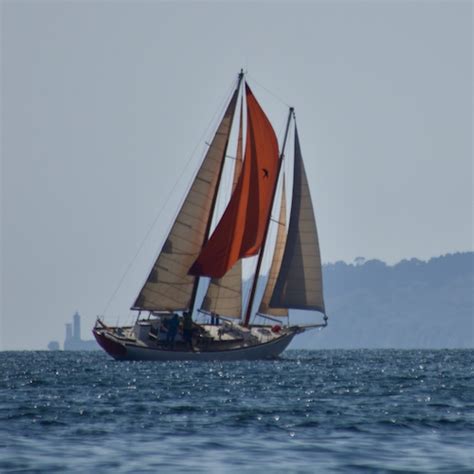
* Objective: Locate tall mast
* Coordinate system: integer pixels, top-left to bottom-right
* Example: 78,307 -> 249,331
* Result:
243,106 -> 294,327
188,70 -> 245,315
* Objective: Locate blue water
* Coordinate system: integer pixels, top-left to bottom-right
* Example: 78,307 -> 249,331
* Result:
1,350 -> 473,473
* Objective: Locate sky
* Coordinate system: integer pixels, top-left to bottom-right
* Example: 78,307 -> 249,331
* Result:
1,1 -> 472,350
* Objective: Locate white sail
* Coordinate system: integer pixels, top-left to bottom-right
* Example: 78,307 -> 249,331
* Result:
201,100 -> 244,318
258,183 -> 288,317
269,126 -> 325,313
132,89 -> 239,311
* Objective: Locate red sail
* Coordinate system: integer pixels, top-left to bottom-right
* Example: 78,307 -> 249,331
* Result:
189,84 -> 279,278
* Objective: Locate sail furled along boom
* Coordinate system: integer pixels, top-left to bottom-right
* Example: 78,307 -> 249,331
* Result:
189,83 -> 279,279
270,126 -> 325,313
258,182 -> 288,317
201,101 -> 244,318
132,89 -> 239,311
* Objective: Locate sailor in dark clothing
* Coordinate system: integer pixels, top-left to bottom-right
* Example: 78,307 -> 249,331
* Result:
166,313 -> 179,349
182,311 -> 194,351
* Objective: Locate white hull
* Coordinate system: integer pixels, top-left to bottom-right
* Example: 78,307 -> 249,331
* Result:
127,332 -> 295,361
93,325 -> 298,361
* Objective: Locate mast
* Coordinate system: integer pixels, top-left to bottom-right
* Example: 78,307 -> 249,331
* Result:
201,99 -> 244,318
189,83 -> 280,279
243,107 -> 294,327
188,70 -> 245,315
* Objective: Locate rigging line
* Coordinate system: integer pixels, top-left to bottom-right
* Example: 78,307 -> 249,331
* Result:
246,73 -> 291,109
270,217 -> 285,226
100,78 -> 238,318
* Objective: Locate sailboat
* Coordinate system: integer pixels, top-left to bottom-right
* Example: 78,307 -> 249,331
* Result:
93,71 -> 328,361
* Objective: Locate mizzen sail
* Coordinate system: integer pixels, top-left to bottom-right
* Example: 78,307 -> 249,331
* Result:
270,126 -> 325,313
132,89 -> 239,311
189,84 -> 279,279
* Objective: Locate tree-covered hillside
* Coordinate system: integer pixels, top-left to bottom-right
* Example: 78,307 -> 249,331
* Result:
290,252 -> 473,349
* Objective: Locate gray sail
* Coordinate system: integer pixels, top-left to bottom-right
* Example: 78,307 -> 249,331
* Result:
269,126 -> 325,313
258,183 -> 288,317
132,89 -> 239,311
201,100 -> 244,318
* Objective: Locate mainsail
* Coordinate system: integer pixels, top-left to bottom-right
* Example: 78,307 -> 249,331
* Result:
258,183 -> 288,317
189,84 -> 279,279
201,101 -> 244,318
269,126 -> 325,313
132,88 -> 239,311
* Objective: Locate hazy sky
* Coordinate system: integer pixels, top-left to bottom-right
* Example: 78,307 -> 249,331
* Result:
1,1 -> 472,350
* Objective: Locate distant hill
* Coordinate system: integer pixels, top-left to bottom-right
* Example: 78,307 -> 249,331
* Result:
289,252 -> 473,349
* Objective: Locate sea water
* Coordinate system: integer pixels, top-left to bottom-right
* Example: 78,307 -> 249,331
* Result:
0,350 -> 472,473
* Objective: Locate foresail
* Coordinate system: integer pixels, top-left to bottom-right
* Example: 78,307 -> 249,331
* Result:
189,84 -> 279,279
132,89 -> 239,311
270,126 -> 325,313
201,101 -> 244,318
258,182 -> 288,317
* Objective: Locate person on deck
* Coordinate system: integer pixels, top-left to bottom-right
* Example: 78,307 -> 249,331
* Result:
165,313 -> 179,349
183,311 -> 194,351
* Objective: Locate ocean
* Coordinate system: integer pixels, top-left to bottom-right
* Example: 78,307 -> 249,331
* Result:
1,350 -> 472,473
